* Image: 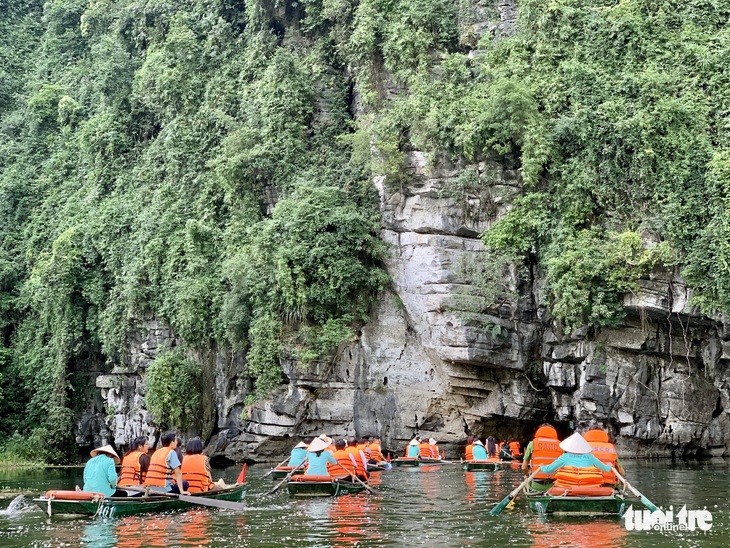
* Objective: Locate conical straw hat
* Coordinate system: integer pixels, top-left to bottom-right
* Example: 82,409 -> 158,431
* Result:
308,437 -> 331,452
559,432 -> 592,454
90,445 -> 121,464
408,439 -> 419,446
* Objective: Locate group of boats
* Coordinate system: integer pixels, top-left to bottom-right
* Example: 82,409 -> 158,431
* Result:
33,455 -> 644,519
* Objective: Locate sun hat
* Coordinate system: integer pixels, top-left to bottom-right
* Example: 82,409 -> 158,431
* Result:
429,438 -> 437,445
559,432 -> 592,454
308,437 -> 332,452
473,439 -> 484,446
408,439 -> 419,446
295,441 -> 308,449
90,445 -> 121,464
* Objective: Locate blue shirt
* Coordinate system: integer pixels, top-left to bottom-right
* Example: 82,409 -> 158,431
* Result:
288,447 -> 308,467
304,451 -> 337,475
539,452 -> 612,475
472,445 -> 488,460
149,449 -> 183,493
83,454 -> 118,496
407,445 -> 420,458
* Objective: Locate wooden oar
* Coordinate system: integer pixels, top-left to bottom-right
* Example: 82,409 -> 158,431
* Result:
125,486 -> 245,511
612,467 -> 658,512
262,457 -> 291,479
266,462 -> 306,495
335,464 -> 375,494
489,468 -> 540,516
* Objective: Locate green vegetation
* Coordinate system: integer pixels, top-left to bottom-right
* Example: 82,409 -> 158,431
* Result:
2,0 -> 730,462
145,350 -> 202,431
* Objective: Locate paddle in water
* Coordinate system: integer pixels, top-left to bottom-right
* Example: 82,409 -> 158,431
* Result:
489,469 -> 540,516
612,467 -> 658,512
124,487 -> 246,511
267,461 -> 307,495
261,457 -> 290,479
334,464 -> 375,493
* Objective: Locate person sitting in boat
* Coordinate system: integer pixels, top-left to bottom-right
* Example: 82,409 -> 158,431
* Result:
522,423 -> 563,491
428,438 -> 441,460
418,437 -> 433,459
509,439 -> 522,459
118,436 -> 151,492
537,432 -> 612,491
345,438 -> 369,481
287,437 -> 312,467
464,436 -> 475,460
83,444 -> 127,497
145,431 -> 190,495
406,438 -> 421,458
486,436 -> 499,462
181,437 -> 221,493
471,439 -> 488,461
366,436 -> 385,464
328,439 -> 359,479
499,439 -> 513,460
304,437 -> 338,476
584,428 -> 625,487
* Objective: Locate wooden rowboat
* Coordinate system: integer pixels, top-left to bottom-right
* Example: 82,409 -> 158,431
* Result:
286,475 -> 367,497
33,484 -> 246,518
419,458 -> 447,465
367,462 -> 392,472
393,457 -> 420,467
463,460 -> 500,471
526,487 -> 627,516
270,466 -> 305,480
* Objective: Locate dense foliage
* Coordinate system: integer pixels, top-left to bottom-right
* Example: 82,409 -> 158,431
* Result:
3,0 -> 730,461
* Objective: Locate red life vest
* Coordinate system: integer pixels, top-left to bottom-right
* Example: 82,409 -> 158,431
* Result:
118,450 -> 146,486
345,446 -> 368,478
554,466 -> 604,488
145,447 -> 174,487
418,443 -> 432,458
465,444 -> 474,460
181,454 -> 212,493
368,442 -> 384,462
509,441 -> 521,456
584,429 -> 618,485
529,426 -> 562,480
328,450 -> 357,477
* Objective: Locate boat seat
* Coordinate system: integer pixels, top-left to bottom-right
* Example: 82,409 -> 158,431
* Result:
547,486 -> 615,497
275,465 -> 297,471
45,490 -> 106,501
290,475 -> 334,482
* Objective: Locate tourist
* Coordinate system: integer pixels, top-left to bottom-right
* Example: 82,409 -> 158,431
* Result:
83,444 -> 126,497
429,438 -> 441,459
328,439 -> 358,479
345,437 -> 369,481
465,436 -> 475,461
287,437 -> 312,467
367,436 -> 385,464
499,439 -> 513,460
584,428 -> 625,487
537,432 -> 612,489
181,437 -> 217,493
145,431 -> 190,495
118,436 -> 151,490
509,439 -> 522,459
486,436 -> 498,459
521,424 -> 563,491
304,437 -> 338,476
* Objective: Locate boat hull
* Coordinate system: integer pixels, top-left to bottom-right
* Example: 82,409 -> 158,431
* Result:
286,479 -> 366,497
463,461 -> 499,471
394,458 -> 420,467
270,467 -> 305,480
526,494 -> 627,516
33,485 -> 246,518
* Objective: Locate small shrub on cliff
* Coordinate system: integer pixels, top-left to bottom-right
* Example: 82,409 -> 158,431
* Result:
145,350 -> 202,430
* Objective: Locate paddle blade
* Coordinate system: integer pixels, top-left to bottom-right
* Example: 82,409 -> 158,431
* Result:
386,453 -> 391,462
236,464 -> 247,484
489,496 -> 512,516
640,495 -> 658,513
178,494 -> 245,511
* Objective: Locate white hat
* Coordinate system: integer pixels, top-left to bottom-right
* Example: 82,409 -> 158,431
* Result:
408,439 -> 419,446
90,445 -> 120,464
295,441 -> 308,449
473,439 -> 484,446
559,432 -> 592,454
308,437 -> 332,452
429,438 -> 437,445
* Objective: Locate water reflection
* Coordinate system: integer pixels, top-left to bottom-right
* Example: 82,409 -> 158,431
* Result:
527,519 -> 628,548
464,471 -> 490,504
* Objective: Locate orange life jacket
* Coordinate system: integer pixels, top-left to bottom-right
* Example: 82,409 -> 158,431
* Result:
181,454 -> 212,493
118,450 -> 146,486
554,466 -> 604,488
465,444 -> 474,461
529,426 -> 562,480
419,443 -> 432,458
145,447 -> 174,487
345,446 -> 368,478
509,441 -> 521,456
328,450 -> 357,478
584,430 -> 618,485
368,442 -> 384,462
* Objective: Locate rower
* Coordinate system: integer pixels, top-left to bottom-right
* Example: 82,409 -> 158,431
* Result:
538,432 -> 611,490
304,437 -> 338,476
584,428 -> 624,487
471,439 -> 488,460
287,437 -> 312,467
499,440 -> 513,461
521,424 -> 562,491
406,439 -> 420,458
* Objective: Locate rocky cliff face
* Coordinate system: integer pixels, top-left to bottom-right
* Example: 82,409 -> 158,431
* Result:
75,0 -> 730,460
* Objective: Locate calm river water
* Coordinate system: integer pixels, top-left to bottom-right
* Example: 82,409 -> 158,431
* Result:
0,460 -> 727,547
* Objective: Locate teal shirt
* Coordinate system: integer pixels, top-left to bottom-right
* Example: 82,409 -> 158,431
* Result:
304,451 -> 337,475
288,447 -> 308,467
539,452 -> 612,475
472,445 -> 488,460
407,445 -> 420,458
83,454 -> 118,496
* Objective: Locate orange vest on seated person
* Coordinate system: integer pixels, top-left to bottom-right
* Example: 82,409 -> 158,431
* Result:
530,426 -> 563,480
181,454 -> 213,493
554,466 -> 604,489
509,441 -> 521,456
118,450 -> 146,486
465,444 -> 474,461
584,429 -> 619,485
145,447 -> 174,487
345,446 -> 368,478
328,450 -> 357,477
368,442 -> 384,462
419,443 -> 433,459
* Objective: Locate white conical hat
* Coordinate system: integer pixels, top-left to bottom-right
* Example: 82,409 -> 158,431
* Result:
408,439 -> 419,446
295,441 -> 308,449
90,445 -> 120,464
559,432 -> 592,454
308,437 -> 332,452
473,439 -> 484,446
429,438 -> 437,445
